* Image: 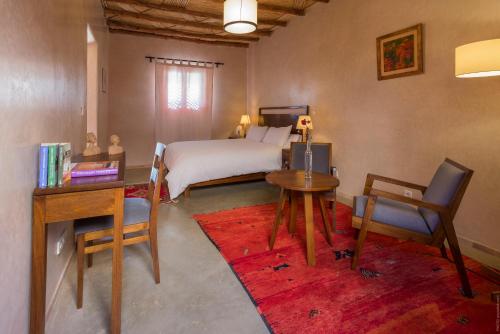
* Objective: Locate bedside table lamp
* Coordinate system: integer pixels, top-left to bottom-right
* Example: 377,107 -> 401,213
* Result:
240,114 -> 251,137
455,39 -> 500,78
296,115 -> 313,142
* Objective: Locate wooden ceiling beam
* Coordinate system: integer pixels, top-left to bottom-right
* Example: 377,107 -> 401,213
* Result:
107,20 -> 259,42
104,0 -> 287,27
258,3 -> 304,16
104,8 -> 272,37
105,0 -> 220,19
109,28 -> 248,48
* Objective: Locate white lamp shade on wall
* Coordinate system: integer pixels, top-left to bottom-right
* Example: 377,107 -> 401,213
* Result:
224,0 -> 257,34
455,39 -> 500,78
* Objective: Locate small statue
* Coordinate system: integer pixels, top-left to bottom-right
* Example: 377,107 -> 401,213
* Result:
83,132 -> 101,156
108,134 -> 124,155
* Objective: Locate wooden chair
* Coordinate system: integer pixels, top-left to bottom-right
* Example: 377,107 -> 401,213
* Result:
351,158 -> 474,298
289,142 -> 340,232
73,142 -> 166,308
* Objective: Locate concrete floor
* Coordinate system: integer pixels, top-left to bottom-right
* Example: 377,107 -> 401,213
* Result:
46,169 -> 278,334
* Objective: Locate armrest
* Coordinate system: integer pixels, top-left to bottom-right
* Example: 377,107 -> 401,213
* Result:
364,173 -> 427,195
369,188 -> 448,214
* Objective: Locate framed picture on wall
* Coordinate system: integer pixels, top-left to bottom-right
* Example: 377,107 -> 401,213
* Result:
101,67 -> 107,93
376,24 -> 423,80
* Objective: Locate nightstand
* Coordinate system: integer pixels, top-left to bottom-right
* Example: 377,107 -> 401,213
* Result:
281,148 -> 290,169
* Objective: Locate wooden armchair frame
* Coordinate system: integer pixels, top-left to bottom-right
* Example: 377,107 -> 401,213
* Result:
351,158 -> 474,298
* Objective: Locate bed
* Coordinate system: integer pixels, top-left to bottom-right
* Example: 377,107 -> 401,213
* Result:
164,105 -> 309,199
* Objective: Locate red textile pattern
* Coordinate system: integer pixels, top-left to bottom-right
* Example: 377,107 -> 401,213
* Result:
194,202 -> 499,334
124,183 -> 172,203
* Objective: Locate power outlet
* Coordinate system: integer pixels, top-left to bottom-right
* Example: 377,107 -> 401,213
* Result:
55,229 -> 66,256
332,166 -> 339,178
404,189 -> 413,198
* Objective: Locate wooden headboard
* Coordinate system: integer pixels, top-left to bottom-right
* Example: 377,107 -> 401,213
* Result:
258,105 -> 309,134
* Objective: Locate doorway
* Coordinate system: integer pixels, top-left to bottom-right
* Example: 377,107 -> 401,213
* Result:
86,25 -> 98,139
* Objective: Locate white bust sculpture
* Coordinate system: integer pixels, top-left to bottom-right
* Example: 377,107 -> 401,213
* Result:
108,134 -> 124,155
83,132 -> 101,156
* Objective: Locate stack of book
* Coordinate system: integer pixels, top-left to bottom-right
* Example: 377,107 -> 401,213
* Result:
38,143 -> 72,188
70,161 -> 119,178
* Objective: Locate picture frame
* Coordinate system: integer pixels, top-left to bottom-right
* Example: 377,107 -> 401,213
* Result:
376,24 -> 423,80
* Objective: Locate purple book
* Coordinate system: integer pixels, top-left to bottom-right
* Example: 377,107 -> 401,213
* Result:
70,161 -> 119,178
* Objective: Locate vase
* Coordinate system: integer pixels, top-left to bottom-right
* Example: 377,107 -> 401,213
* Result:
304,133 -> 312,179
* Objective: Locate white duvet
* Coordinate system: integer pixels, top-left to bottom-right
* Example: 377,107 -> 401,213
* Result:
165,139 -> 282,199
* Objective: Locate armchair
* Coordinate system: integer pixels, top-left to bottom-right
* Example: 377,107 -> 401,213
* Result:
351,158 -> 474,298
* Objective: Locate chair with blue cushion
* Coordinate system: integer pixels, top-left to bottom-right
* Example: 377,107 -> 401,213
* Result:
351,158 -> 474,297
74,142 -> 166,308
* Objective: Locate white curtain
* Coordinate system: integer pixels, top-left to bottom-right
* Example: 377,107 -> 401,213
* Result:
155,63 -> 214,145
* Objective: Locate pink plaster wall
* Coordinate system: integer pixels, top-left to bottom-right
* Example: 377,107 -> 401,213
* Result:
108,34 -> 248,166
248,0 -> 500,252
0,0 -> 108,331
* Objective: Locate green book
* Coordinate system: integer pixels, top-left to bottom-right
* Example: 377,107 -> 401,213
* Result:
47,144 -> 58,187
57,143 -> 72,186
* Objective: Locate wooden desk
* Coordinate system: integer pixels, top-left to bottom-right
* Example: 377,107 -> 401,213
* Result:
30,153 -> 125,334
266,170 -> 340,266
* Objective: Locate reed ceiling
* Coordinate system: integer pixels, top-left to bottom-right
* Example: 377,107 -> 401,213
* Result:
101,0 -> 329,48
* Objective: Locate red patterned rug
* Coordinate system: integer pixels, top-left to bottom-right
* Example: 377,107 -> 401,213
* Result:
194,202 -> 499,334
125,183 -> 173,203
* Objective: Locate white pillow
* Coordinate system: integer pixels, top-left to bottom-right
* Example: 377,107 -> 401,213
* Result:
284,134 -> 301,148
262,125 -> 293,147
245,126 -> 269,142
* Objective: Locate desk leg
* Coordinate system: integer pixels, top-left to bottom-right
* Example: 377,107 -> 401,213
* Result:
30,197 -> 47,334
111,188 -> 124,334
303,192 -> 316,266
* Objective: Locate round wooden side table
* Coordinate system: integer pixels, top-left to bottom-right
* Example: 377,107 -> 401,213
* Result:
266,170 -> 340,266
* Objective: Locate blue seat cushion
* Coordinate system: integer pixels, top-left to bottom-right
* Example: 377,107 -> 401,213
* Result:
418,161 -> 466,232
75,198 -> 151,235
354,196 -> 432,235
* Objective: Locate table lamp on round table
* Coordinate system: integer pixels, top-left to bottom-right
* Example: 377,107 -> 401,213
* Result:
296,115 -> 313,142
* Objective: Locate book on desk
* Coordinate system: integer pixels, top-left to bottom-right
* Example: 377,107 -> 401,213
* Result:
38,143 -> 120,188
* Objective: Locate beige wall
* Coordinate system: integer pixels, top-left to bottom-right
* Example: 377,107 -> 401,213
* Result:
0,1 -> 107,332
249,0 -> 500,254
108,34 -> 247,166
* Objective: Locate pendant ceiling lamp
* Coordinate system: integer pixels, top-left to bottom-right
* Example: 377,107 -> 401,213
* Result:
455,39 -> 500,78
224,0 -> 258,34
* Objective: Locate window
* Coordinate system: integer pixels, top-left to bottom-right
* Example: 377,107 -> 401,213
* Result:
167,68 -> 203,111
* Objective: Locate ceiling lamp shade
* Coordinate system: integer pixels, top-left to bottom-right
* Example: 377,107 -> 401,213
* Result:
455,39 -> 500,78
224,0 -> 257,34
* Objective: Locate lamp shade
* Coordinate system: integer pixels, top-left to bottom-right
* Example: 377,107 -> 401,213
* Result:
240,114 -> 251,125
455,39 -> 500,78
296,115 -> 313,130
224,0 -> 257,34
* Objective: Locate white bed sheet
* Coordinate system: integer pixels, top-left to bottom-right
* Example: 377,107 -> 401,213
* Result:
165,139 -> 282,199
